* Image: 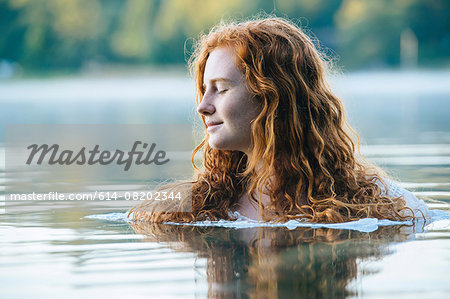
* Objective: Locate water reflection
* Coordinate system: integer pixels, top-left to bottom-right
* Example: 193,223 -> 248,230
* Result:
1,71 -> 449,297
130,222 -> 417,298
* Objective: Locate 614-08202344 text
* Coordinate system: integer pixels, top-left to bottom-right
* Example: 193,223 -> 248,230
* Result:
8,191 -> 182,201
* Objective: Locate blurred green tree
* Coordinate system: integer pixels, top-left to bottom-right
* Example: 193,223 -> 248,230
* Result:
110,0 -> 152,59
335,0 -> 450,68
0,0 -> 448,73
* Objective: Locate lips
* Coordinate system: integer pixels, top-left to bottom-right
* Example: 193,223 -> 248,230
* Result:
206,120 -> 223,132
206,120 -> 223,127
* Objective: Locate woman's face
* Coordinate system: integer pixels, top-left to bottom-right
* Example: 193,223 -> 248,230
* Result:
197,47 -> 261,155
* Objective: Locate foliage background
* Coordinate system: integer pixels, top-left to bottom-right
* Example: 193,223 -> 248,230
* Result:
1,0 -> 449,75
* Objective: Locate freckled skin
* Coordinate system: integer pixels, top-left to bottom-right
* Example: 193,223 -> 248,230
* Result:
197,47 -> 266,219
197,47 -> 261,155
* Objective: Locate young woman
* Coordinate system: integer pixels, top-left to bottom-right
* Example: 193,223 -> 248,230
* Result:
129,16 -> 428,223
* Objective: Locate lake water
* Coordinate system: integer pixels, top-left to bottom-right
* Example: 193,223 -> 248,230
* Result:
1,70 -> 450,298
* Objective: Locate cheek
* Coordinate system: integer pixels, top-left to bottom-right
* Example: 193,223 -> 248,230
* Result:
226,109 -> 253,129
221,91 -> 260,128
238,102 -> 260,126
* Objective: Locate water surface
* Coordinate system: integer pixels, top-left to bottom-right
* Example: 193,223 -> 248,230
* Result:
1,71 -> 449,298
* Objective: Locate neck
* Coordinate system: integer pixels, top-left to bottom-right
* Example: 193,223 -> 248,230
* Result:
235,172 -> 275,221
236,152 -> 277,220
235,191 -> 271,221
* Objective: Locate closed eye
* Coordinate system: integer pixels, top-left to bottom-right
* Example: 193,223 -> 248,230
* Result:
218,89 -> 228,94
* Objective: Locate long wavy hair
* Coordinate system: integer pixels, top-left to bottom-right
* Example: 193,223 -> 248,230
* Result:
129,16 -> 414,223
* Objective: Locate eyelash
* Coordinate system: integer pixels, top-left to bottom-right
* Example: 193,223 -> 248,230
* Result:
202,86 -> 228,94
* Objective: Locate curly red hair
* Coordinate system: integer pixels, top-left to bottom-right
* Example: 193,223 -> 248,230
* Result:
129,16 -> 414,223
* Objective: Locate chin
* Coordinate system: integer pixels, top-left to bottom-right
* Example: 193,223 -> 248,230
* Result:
208,138 -> 230,151
208,142 -> 227,151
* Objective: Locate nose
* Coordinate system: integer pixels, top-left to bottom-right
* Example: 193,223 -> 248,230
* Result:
197,93 -> 215,116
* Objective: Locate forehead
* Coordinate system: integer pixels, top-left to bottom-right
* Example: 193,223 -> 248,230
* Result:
203,47 -> 242,83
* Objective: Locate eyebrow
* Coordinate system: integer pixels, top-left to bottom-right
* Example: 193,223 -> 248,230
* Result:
204,77 -> 234,85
